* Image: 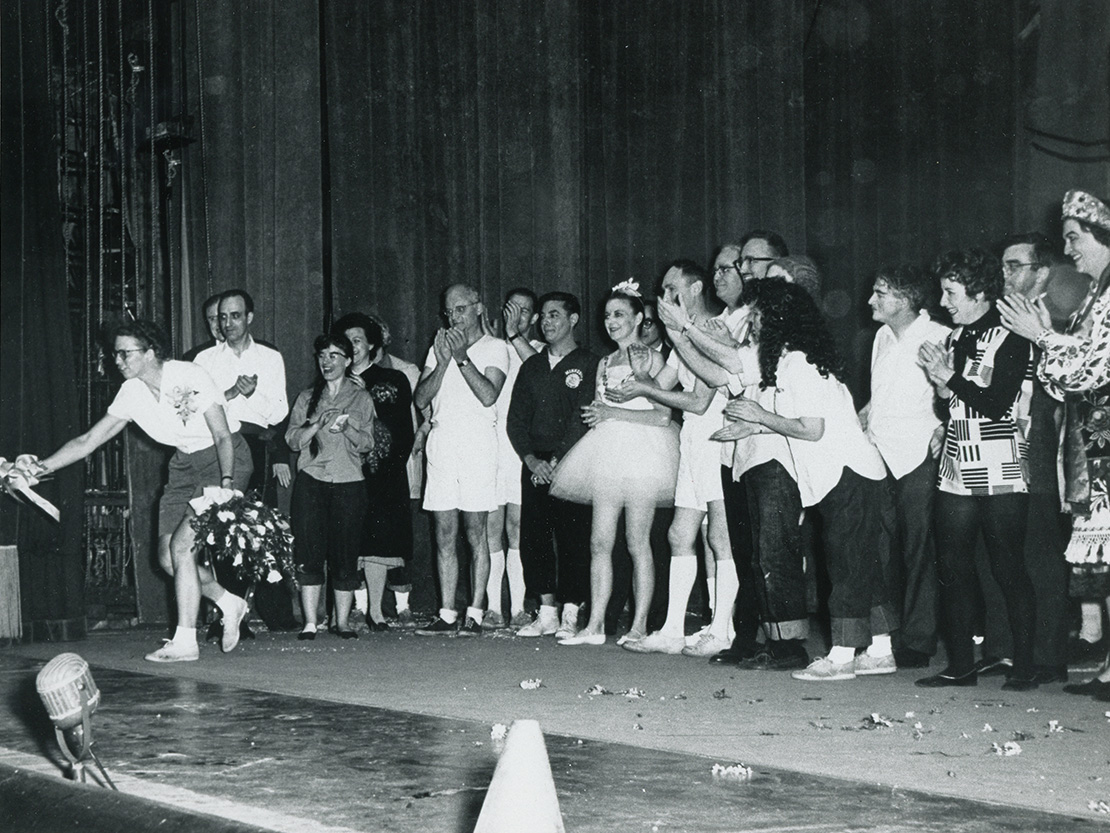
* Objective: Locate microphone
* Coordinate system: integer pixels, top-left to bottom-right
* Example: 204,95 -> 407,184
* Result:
35,653 -> 115,788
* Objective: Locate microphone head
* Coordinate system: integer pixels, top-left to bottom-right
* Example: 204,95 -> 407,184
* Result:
35,653 -> 100,730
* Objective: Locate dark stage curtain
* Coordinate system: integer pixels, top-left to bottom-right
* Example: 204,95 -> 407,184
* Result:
803,0 -> 1023,394
322,0 -> 805,361
0,2 -> 87,639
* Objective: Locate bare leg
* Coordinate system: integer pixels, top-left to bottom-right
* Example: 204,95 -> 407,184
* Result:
300,584 -> 322,628
581,503 -> 620,635
625,501 -> 657,637
463,510 -> 490,610
334,589 -> 355,632
363,562 -> 389,624
433,510 -> 460,612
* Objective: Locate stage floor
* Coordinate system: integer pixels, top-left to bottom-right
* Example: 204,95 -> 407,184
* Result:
2,628 -> 1108,831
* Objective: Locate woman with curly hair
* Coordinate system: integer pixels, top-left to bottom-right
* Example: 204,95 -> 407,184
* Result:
27,319 -> 254,662
1001,191 -> 1110,700
918,248 -> 1037,690
285,333 -> 377,640
712,279 -> 896,682
550,281 -> 680,646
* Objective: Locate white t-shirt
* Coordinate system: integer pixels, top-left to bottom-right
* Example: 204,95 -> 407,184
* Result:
867,313 -> 950,478
423,334 -> 510,431
775,351 -> 885,506
107,360 -> 238,454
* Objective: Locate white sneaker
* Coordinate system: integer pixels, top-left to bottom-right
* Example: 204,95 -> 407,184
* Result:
517,613 -> 558,637
221,593 -> 249,653
855,652 -> 898,676
555,604 -> 580,640
681,632 -> 732,658
684,624 -> 711,647
623,631 -> 685,654
145,640 -> 200,663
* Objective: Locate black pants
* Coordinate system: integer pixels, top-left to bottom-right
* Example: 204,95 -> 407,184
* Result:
519,465 -> 592,605
292,474 -> 366,591
744,460 -> 807,638
721,466 -> 760,646
889,456 -> 940,655
935,491 -> 1035,677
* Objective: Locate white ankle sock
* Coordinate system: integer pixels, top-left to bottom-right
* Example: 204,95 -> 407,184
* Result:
828,645 -> 855,664
709,560 -> 739,641
1080,602 -> 1103,643
172,626 -> 197,646
867,634 -> 893,657
439,608 -> 458,624
661,556 -> 697,637
486,550 -> 506,615
301,623 -> 317,634
394,591 -> 410,613
466,606 -> 484,625
506,548 -> 525,614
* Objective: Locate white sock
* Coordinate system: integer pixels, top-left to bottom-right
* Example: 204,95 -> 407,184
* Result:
561,602 -> 579,625
828,645 -> 855,664
661,556 -> 698,637
216,592 -> 244,617
506,548 -> 526,614
394,591 -> 410,613
538,604 -> 558,624
709,560 -> 739,641
466,606 -> 484,625
301,622 -> 317,634
439,608 -> 458,625
172,626 -> 197,646
353,587 -> 368,615
1080,602 -> 1103,643
486,550 -> 506,615
867,634 -> 893,657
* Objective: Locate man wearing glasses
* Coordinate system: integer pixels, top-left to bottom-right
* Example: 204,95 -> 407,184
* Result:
414,284 -> 509,637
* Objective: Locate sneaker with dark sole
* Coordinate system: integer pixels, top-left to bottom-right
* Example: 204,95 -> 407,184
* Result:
482,612 -> 506,630
415,617 -> 458,636
456,617 -> 482,637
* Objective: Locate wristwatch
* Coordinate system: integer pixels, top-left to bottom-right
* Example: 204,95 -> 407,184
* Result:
456,358 -> 471,369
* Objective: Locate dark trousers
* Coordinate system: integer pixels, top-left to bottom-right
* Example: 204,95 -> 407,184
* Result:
519,467 -> 592,605
816,468 -> 898,647
935,491 -> 1035,677
721,466 -> 760,646
889,456 -> 940,655
292,474 -> 366,591
744,460 -> 807,637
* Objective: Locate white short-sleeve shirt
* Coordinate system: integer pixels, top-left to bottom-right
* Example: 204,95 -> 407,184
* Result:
775,351 -> 885,506
107,360 -> 238,454
423,334 -> 510,432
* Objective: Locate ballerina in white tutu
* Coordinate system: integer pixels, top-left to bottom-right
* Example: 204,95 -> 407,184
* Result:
551,281 -> 680,645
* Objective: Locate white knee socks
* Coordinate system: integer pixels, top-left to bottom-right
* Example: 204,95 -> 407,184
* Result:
506,548 -> 525,615
709,560 -> 739,641
486,550 -> 506,614
661,556 -> 698,637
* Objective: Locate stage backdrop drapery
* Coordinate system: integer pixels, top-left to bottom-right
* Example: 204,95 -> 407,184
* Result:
0,1 -> 87,639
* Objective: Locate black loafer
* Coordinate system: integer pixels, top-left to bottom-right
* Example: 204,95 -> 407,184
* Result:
338,629 -> 358,640
1031,665 -> 1068,685
1001,675 -> 1039,692
893,648 -> 932,669
297,630 -> 316,641
973,656 -> 1012,676
1063,678 -> 1110,697
709,638 -> 761,665
370,620 -> 391,632
916,668 -> 978,688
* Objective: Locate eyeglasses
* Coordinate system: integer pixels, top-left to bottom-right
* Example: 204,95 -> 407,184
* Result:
112,348 -> 146,360
1002,260 -> 1036,273
713,261 -> 742,277
741,255 -> 775,267
316,350 -> 348,361
443,302 -> 479,317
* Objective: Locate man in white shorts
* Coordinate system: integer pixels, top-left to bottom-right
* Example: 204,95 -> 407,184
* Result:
485,288 -> 542,629
616,260 -> 737,657
413,284 -> 509,636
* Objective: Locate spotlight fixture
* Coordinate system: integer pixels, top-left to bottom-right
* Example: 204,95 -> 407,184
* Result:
35,653 -> 116,788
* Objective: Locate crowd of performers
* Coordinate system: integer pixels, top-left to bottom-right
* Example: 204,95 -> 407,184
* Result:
17,189 -> 1110,700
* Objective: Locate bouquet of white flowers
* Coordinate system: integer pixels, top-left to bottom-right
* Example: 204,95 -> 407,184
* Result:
189,488 -> 296,586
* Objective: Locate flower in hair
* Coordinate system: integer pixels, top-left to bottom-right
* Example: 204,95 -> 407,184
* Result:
611,278 -> 641,297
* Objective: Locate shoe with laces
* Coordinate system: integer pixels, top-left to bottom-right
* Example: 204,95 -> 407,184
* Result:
555,604 -> 580,640
623,631 -> 686,654
415,616 -> 458,636
509,610 -> 532,628
220,594 -> 250,653
791,655 -> 857,681
145,640 -> 200,663
517,613 -> 559,637
684,624 -> 711,648
456,617 -> 482,637
482,611 -> 506,630
395,609 -> 416,629
855,652 -> 898,676
681,632 -> 732,658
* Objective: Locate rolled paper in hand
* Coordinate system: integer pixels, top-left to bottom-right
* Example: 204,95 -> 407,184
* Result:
0,457 -> 60,522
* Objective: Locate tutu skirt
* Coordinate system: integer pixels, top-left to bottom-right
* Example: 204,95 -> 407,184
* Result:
549,420 -> 679,506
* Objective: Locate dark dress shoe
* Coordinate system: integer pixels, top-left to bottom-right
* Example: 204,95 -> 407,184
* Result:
1031,665 -> 1068,684
916,668 -> 977,688
338,629 -> 358,640
739,640 -> 809,670
1001,675 -> 1039,692
973,656 -> 1012,676
709,638 -> 761,665
1067,637 -> 1107,665
893,648 -> 931,669
370,620 -> 391,632
1063,678 -> 1110,697
327,624 -> 340,636
297,630 -> 316,641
